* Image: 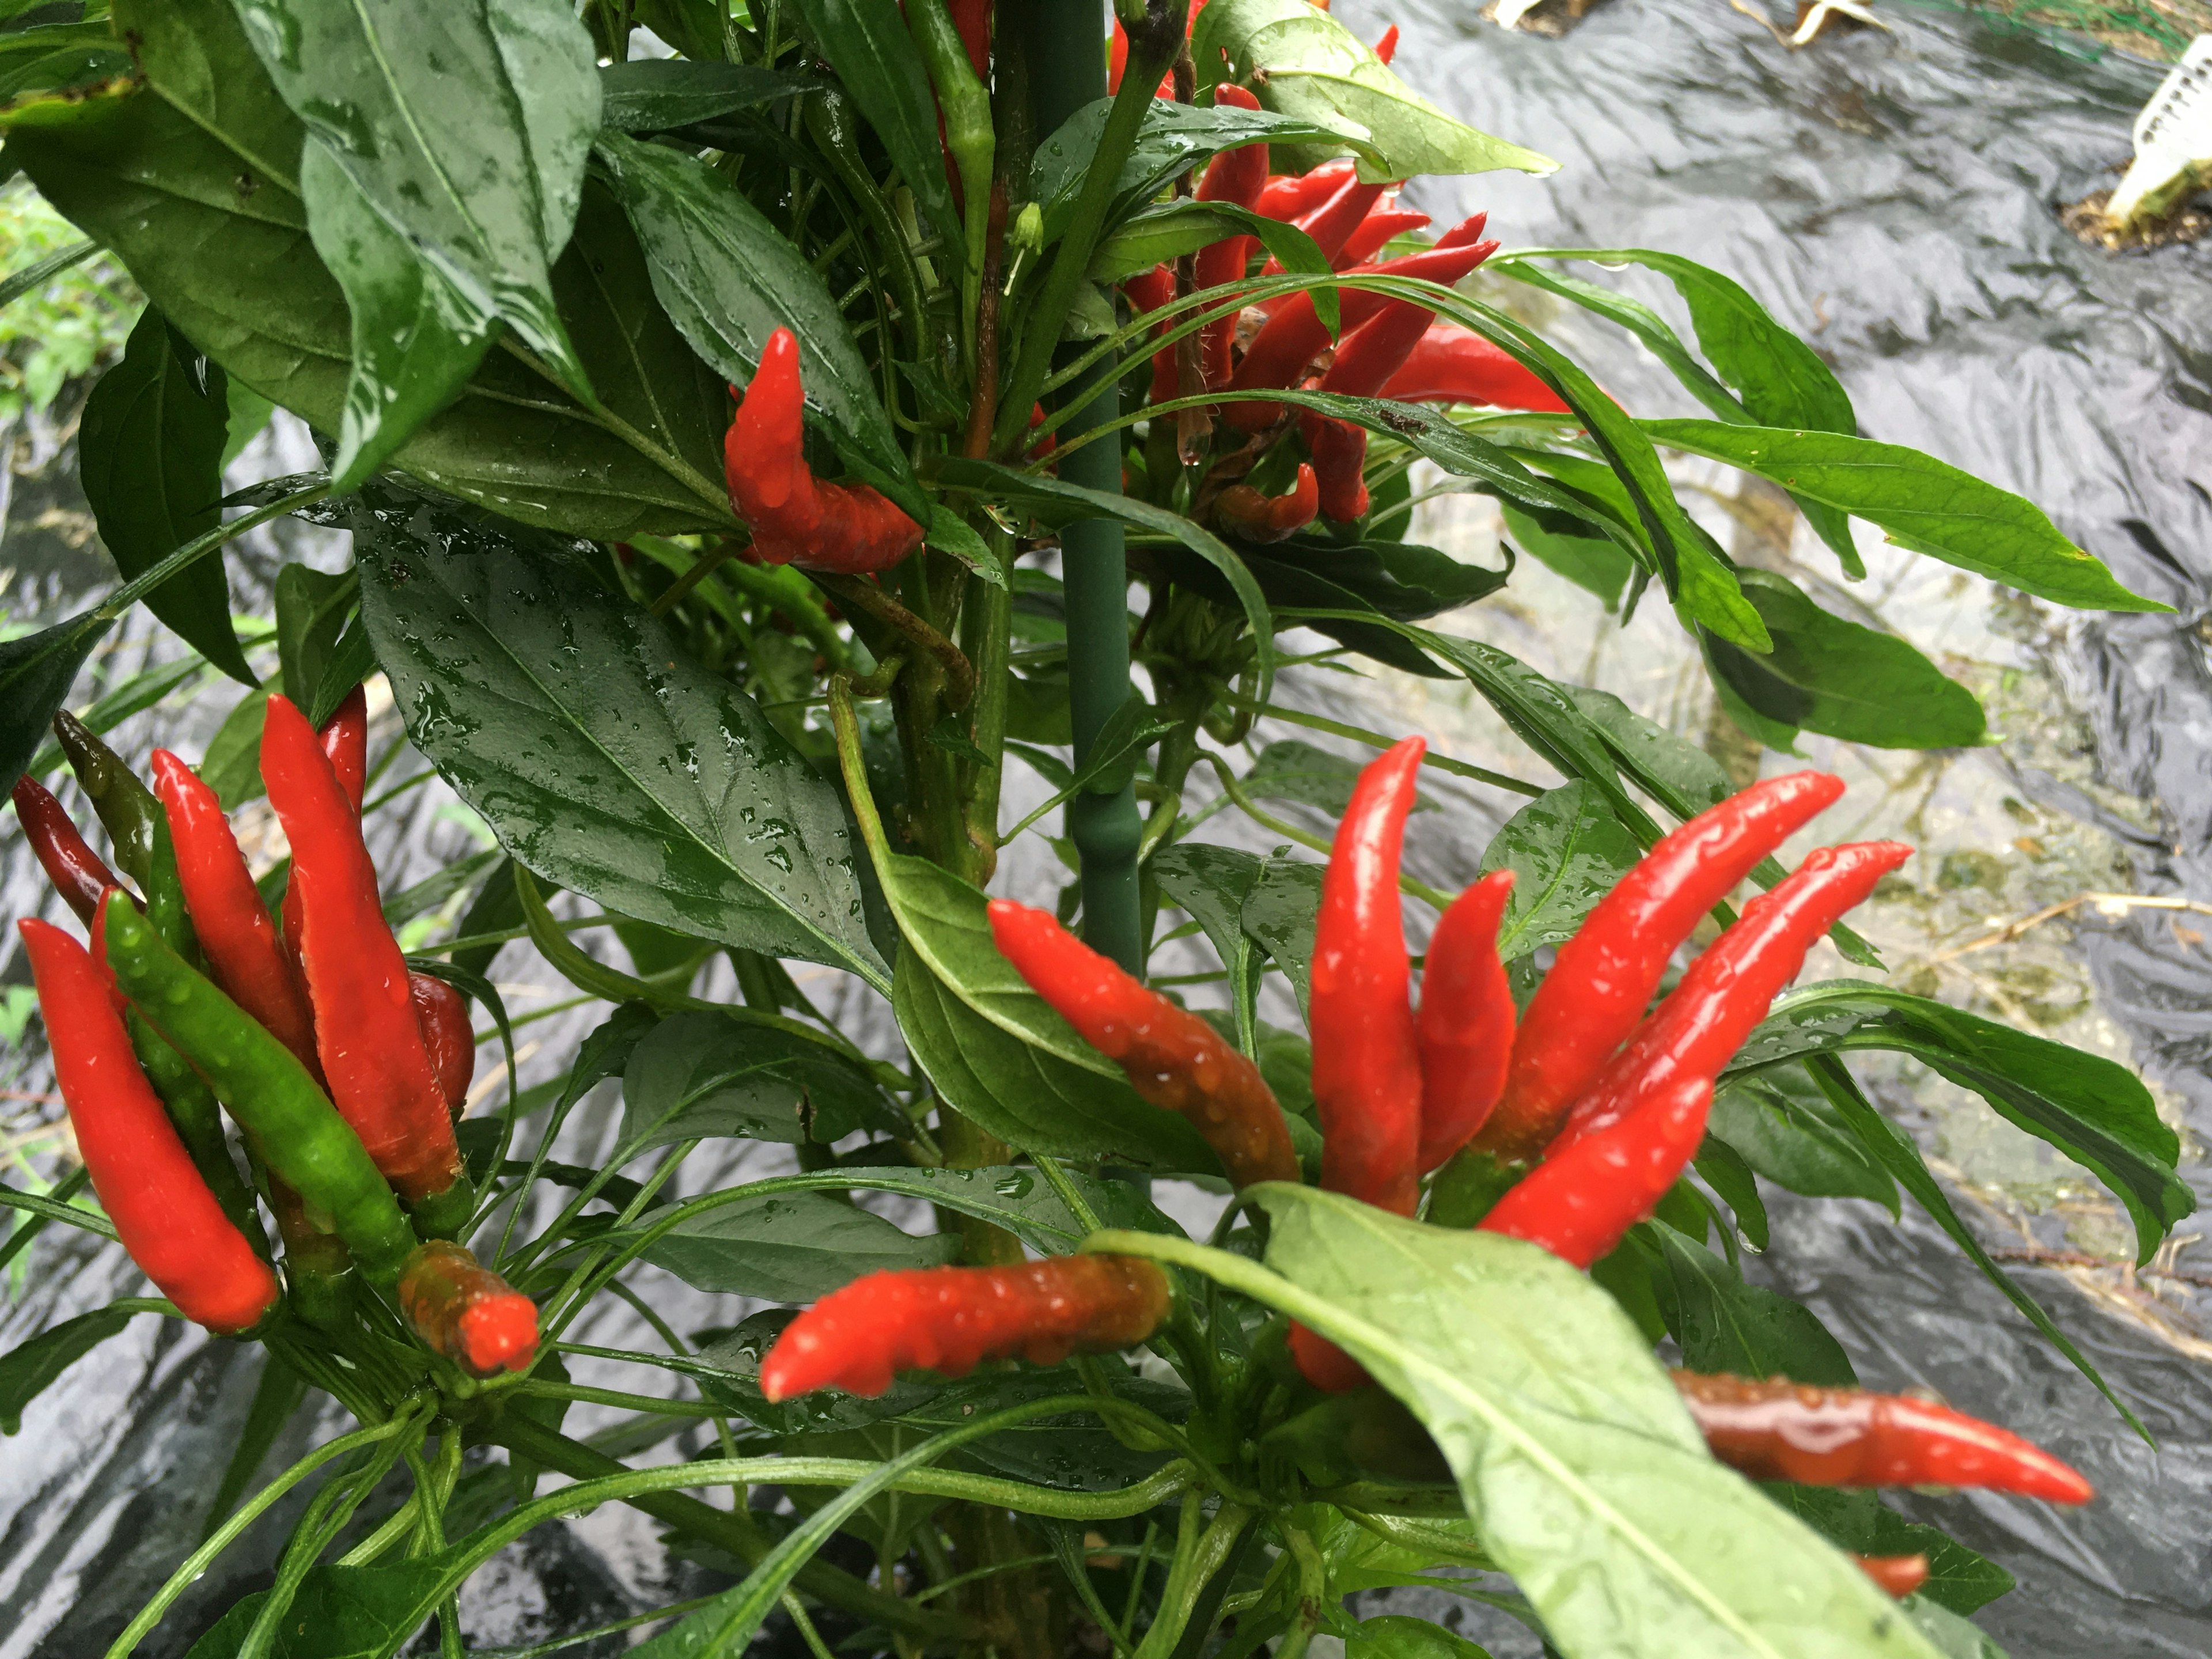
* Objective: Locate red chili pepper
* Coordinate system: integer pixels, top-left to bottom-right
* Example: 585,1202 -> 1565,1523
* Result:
1671,1371 -> 2096,1502
1334,206 -> 1429,270
1473,771 -> 1845,1161
1380,322 -> 1572,414
151,749 -> 322,1076
12,777 -> 123,925
1193,85 -> 1270,385
397,1240 -> 539,1376
1414,869 -> 1516,1172
1305,416 -> 1371,522
262,694 -> 464,1209
1311,737 -> 1425,1217
1214,463 -> 1319,543
725,328 -> 925,574
760,1255 -> 1173,1400
988,899 -> 1299,1187
1289,1323 -> 1372,1395
1226,220 -> 1494,431
1478,1074 -> 1713,1269
1373,23 -> 1399,61
1551,840 -> 1912,1156
410,972 -> 476,1118
18,916 -> 279,1334
282,685 -> 371,956
1127,263 -> 1184,412
1855,1556 -> 1929,1599
947,0 -> 990,77
1268,175 -> 1390,270
1254,159 -> 1357,222
1198,84 -> 1269,209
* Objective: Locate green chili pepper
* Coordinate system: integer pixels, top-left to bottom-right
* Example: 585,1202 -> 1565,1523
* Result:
101,899 -> 418,1292
52,710 -> 162,892
123,1004 -> 266,1253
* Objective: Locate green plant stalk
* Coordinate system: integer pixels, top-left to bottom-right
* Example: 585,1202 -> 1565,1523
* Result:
957,539 -> 1014,878
905,0 -> 994,366
805,90 -> 942,374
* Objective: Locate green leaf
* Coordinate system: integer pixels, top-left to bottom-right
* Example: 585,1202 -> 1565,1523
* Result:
1241,739 -> 1430,817
698,1309 -> 952,1433
1122,1192 -> 1947,1659
77,306 -> 253,681
1150,842 -> 1267,1046
593,130 -> 920,515
597,59 -> 806,133
1348,1615 -> 1494,1659
203,1351 -> 311,1537
828,1164 -> 1181,1255
1900,1599 -> 2013,1656
355,489 -> 888,988
785,0 -> 960,253
0,20 -> 134,130
230,0 -> 602,481
1238,853 -> 1324,1020
181,1557 -> 451,1659
879,854 -> 1220,1171
1642,419 -> 2169,614
637,1190 -> 959,1300
1764,1486 -> 2015,1619
0,611 -> 109,798
1643,1222 -> 1854,1384
1736,982 -> 2192,1263
1477,781 -> 1641,961
273,562 -> 355,717
198,679 -> 274,811
1694,1134 -> 1770,1251
1193,0 -> 1556,180
306,608 -> 377,727
1,1302 -> 141,1434
1501,502 -> 1636,612
1703,571 -> 1987,750
1088,197 -> 1330,294
1709,1073 -> 1899,1213
619,1010 -> 902,1149
944,457 -> 1275,709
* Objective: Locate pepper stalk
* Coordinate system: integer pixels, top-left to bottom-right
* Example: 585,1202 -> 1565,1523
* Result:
906,0 -> 995,372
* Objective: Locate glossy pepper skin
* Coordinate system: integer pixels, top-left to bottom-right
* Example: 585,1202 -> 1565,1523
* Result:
725,328 -> 924,574
1253,159 -> 1357,223
1671,1371 -> 2096,1503
988,899 -> 1298,1188
52,710 -> 162,891
410,972 -> 476,1118
1333,206 -> 1429,270
20,916 -> 279,1334
1214,463 -> 1320,543
1126,263 -> 1184,414
1309,736 -> 1426,1217
1855,1556 -> 1929,1599
262,695 -> 468,1221
1478,1075 -> 1713,1269
12,777 -> 122,925
1552,840 -> 1912,1155
281,685 -> 370,956
1414,869 -> 1516,1172
398,1240 -> 539,1376
761,1255 -> 1172,1401
1380,322 -> 1571,414
1194,84 -> 1269,386
101,897 -> 421,1291
152,748 -> 321,1075
1474,770 -> 1846,1161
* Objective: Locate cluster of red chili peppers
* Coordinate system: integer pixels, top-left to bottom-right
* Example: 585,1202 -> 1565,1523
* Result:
10,699 -> 535,1377
757,748 -> 2091,1600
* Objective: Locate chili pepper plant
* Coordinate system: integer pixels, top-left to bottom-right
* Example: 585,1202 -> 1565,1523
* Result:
0,0 -> 2190,1656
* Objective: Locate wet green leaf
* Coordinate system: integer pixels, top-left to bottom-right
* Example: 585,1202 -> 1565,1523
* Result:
638,1190 -> 959,1301
0,612 -> 109,798
786,0 -> 959,252
1239,853 -> 1324,1020
620,1010 -> 902,1148
1765,1486 -> 2016,1619
597,59 -> 806,133
1709,1073 -> 1900,1214
1478,781 -> 1641,961
1643,1222 -> 1853,1384
1151,841 -> 1268,1044
1501,501 -> 1637,612
0,1302 -> 141,1435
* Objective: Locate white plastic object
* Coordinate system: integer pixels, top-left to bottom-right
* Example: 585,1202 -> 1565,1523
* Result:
2106,35 -> 2212,231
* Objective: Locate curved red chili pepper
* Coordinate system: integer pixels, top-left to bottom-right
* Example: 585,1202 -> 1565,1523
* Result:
1478,1074 -> 1713,1269
282,685 -> 371,955
1193,84 -> 1270,385
1334,206 -> 1429,270
1305,416 -> 1371,522
761,1255 -> 1173,1400
1552,839 -> 1912,1156
1289,1323 -> 1372,1395
1855,1555 -> 1929,1599
151,748 -> 322,1076
398,1240 -> 539,1376
1415,869 -> 1516,1172
410,972 -> 476,1118
1475,771 -> 1846,1161
1126,264 -> 1183,412
1671,1371 -> 2095,1502
1214,463 -> 1319,543
725,329 -> 925,574
1311,737 -> 1426,1215
12,777 -> 123,925
988,899 -> 1299,1187
1380,322 -> 1571,414
1267,174 -> 1390,271
1255,159 -> 1357,222
18,916 -> 279,1334
1373,23 -> 1399,62
262,694 -> 463,1206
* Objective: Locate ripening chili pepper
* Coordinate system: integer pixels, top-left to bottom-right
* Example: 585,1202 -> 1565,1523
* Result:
1380,322 -> 1572,414
263,695 -> 470,1228
760,1255 -> 1172,1401
1268,174 -> 1390,270
1477,1075 -> 1713,1269
1289,1323 -> 1373,1395
1373,22 -> 1399,61
1552,840 -> 1912,1156
1311,737 -> 1426,1216
101,897 -> 421,1290
1127,263 -> 1184,411
398,1240 -> 540,1376
1472,770 -> 1846,1161
410,971 -> 476,1118
725,328 -> 925,574
1414,869 -> 1516,1172
988,899 -> 1299,1187
52,710 -> 161,892
1214,463 -> 1320,543
1194,84 -> 1269,385
1334,206 -> 1429,270
281,685 -> 371,953
12,777 -> 123,925
946,0 -> 990,76
1226,221 -> 1495,431
1305,416 -> 1372,522
151,748 -> 322,1075
1855,1556 -> 1929,1599
19,916 -> 279,1334
1255,159 -> 1358,223
1670,1370 -> 2096,1502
